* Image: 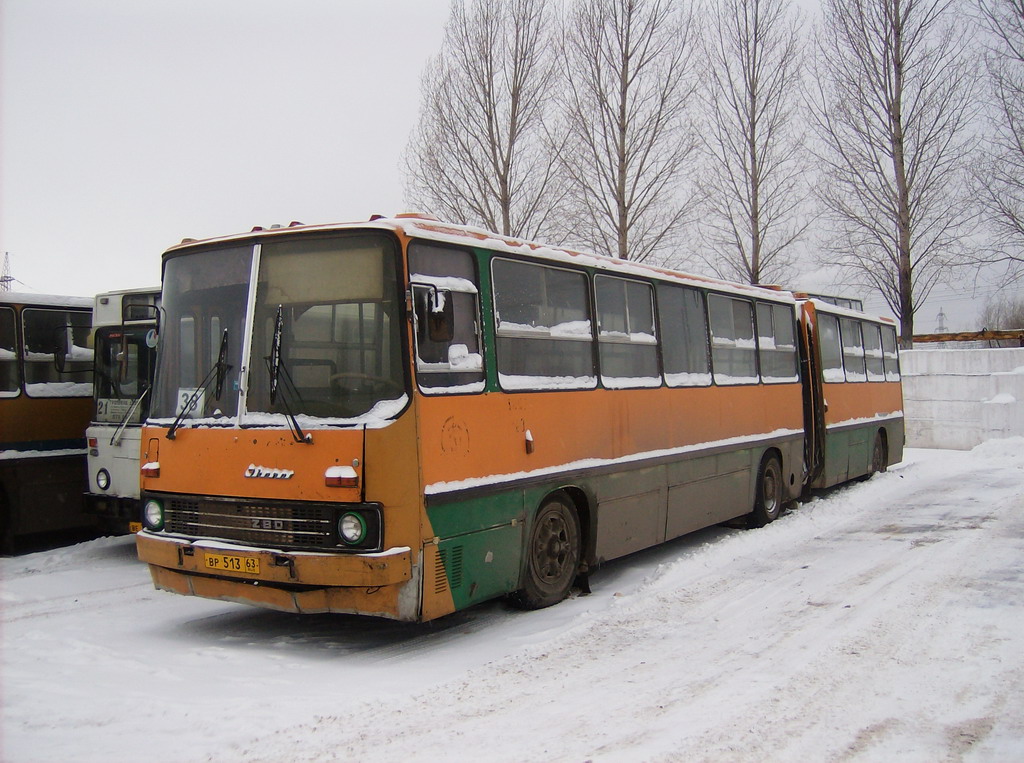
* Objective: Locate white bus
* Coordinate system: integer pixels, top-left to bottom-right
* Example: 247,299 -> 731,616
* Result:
84,288 -> 160,533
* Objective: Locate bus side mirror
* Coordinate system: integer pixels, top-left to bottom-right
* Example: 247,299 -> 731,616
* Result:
428,290 -> 455,343
413,283 -> 455,344
52,326 -> 70,373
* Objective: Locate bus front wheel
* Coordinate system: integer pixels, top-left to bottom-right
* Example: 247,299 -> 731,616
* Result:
748,454 -> 784,529
511,492 -> 581,610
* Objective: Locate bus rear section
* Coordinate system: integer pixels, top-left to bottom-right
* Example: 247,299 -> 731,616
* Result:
84,288 -> 160,533
798,300 -> 904,490
0,293 -> 94,551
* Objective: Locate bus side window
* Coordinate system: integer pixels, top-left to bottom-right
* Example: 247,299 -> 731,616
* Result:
881,325 -> 900,380
657,284 -> 710,387
756,302 -> 799,383
818,313 -> 844,382
409,243 -> 484,394
22,308 -> 92,397
708,294 -> 757,385
840,318 -> 866,382
492,258 -> 595,390
595,275 -> 659,388
864,323 -> 885,381
0,307 -> 17,396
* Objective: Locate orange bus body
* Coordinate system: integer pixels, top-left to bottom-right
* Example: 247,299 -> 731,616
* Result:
1,293 -> 94,549
135,218 -> 902,621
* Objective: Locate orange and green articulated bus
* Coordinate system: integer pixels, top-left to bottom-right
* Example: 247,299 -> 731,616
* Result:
135,216 -> 904,622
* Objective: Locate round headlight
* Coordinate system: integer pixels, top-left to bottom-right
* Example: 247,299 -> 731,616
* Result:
142,499 -> 164,531
338,512 -> 366,545
96,469 -> 111,491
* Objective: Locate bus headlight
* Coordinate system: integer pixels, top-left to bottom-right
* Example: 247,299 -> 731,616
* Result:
338,512 -> 367,545
143,499 -> 164,531
96,469 -> 111,491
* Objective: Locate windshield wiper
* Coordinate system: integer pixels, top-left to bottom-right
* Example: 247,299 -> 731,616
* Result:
110,386 -> 150,446
266,305 -> 312,444
166,329 -> 232,440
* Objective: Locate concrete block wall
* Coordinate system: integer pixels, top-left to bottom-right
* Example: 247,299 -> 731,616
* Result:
901,347 -> 1024,449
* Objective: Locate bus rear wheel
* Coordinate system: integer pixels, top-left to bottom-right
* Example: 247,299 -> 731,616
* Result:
511,492 -> 581,610
871,432 -> 887,475
748,454 -> 784,529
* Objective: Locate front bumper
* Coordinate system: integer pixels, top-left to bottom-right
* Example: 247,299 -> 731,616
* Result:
136,531 -> 414,618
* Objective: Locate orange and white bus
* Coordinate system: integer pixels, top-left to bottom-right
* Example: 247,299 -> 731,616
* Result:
1,292 -> 94,551
135,217 -> 903,621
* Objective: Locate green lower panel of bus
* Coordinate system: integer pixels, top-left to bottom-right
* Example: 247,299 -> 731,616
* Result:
436,524 -> 524,611
828,427 -> 868,486
429,488 -> 527,611
427,435 -> 805,611
819,420 -> 901,489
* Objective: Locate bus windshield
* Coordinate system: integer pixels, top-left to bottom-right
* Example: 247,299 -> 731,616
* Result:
151,233 -> 405,423
93,325 -> 157,424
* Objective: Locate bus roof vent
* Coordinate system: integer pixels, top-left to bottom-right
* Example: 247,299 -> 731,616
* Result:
395,212 -> 440,221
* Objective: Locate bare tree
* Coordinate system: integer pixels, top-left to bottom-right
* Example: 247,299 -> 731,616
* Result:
403,0 -> 563,239
979,291 -> 1024,329
697,0 -> 810,285
976,0 -> 1024,281
556,0 -> 702,262
809,0 -> 979,346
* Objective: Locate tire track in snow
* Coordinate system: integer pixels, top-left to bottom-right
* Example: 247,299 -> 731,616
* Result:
240,451 -> 1024,762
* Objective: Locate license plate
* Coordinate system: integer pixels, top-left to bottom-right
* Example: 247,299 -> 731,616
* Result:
128,522 -> 142,533
204,552 -> 260,575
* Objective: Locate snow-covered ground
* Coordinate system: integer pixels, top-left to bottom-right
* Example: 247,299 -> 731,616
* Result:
3,444 -> 1023,762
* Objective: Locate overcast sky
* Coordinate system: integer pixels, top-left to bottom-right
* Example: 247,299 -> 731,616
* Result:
1,0 -> 1017,332
1,0 -> 449,298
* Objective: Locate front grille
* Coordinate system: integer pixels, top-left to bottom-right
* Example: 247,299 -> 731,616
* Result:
154,494 -> 381,552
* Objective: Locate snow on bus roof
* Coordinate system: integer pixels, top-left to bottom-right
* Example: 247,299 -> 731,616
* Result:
164,215 -> 795,304
0,292 -> 93,309
94,286 -> 161,298
802,297 -> 897,325
394,216 -> 799,303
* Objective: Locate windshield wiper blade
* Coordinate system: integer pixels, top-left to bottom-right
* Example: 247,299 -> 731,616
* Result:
266,305 -> 311,444
166,329 -> 232,440
214,327 -> 230,400
110,386 -> 149,446
268,305 -> 283,405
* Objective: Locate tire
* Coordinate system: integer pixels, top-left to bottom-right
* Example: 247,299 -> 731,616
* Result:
870,432 -> 887,475
0,487 -> 14,556
510,492 -> 582,610
748,454 -> 784,529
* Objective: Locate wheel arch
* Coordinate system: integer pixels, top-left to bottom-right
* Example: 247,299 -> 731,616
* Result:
748,447 -> 786,529
523,485 -> 593,574
510,485 -> 587,610
557,485 -> 593,572
760,445 -> 787,491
